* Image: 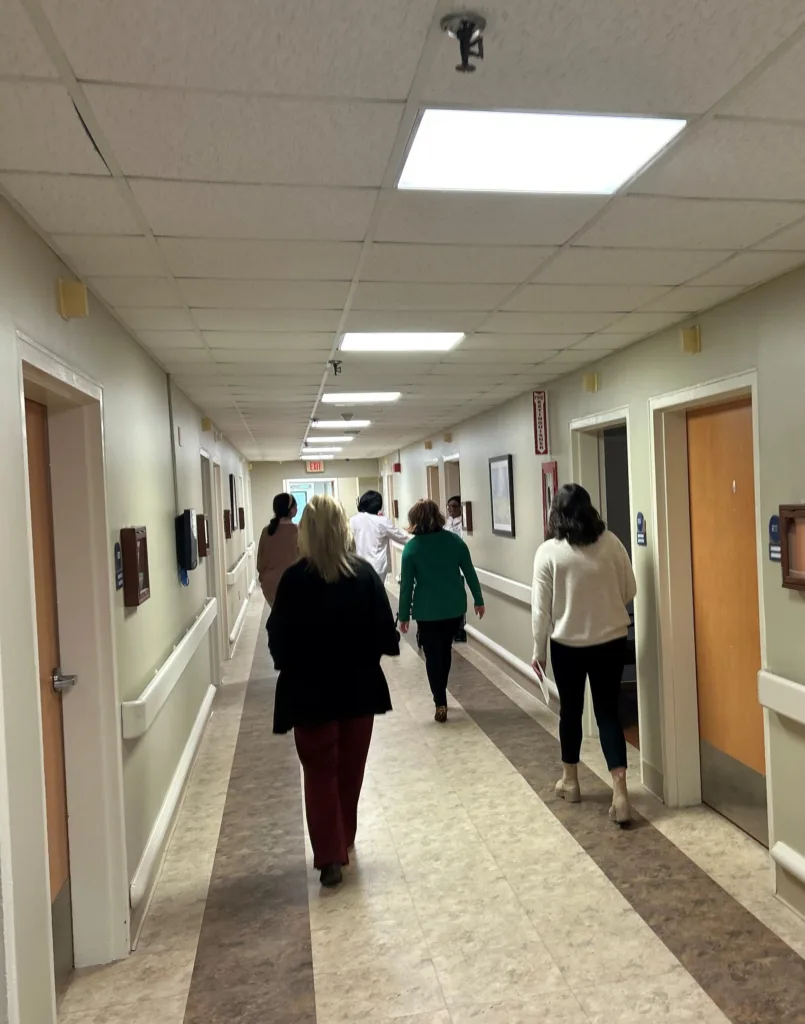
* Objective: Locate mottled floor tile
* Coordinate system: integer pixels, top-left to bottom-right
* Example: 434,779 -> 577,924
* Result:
575,967 -> 731,1023
313,957 -> 447,1024
58,950 -> 195,1013
58,994 -> 189,1024
448,990 -> 590,1023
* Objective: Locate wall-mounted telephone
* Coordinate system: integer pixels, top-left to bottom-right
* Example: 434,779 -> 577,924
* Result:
176,509 -> 199,571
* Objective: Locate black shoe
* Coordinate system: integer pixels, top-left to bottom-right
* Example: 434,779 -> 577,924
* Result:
454,630 -> 467,643
320,864 -> 343,888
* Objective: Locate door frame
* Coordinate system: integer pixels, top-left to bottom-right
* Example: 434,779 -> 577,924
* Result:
16,333 -> 130,974
199,450 -> 223,685
648,371 -> 769,830
568,409 -> 643,769
212,458 -> 230,659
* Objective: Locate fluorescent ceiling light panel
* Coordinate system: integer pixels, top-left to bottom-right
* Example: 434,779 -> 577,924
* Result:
299,455 -> 334,460
321,393 -> 401,405
398,109 -> 686,194
340,332 -> 464,353
304,435 -> 355,443
301,447 -> 343,454
311,419 -> 372,428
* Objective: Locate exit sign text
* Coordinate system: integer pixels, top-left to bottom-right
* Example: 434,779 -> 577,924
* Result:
306,460 -> 325,473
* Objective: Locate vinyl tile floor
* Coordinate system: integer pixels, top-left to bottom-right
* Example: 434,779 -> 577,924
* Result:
58,592 -> 805,1023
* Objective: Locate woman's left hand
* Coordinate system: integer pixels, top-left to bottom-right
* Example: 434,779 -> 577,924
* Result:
399,620 -> 410,634
474,605 -> 485,619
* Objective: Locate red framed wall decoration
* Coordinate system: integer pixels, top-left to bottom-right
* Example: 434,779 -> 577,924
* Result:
533,390 -> 550,456
541,461 -> 558,539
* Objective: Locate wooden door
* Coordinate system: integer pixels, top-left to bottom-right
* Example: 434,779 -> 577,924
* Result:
25,399 -> 73,982
426,464 -> 441,508
687,399 -> 766,842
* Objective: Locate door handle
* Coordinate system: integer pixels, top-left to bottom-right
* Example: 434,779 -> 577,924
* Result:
52,668 -> 77,694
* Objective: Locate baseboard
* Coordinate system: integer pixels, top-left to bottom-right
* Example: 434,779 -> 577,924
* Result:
641,758 -> 665,802
128,683 -> 216,922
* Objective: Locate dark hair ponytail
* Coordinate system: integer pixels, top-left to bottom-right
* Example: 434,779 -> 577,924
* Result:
267,492 -> 294,536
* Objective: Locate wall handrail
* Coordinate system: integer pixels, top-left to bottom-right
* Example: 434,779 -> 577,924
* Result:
758,669 -> 805,726
121,597 -> 217,740
226,541 -> 255,586
771,841 -> 805,887
390,540 -> 530,605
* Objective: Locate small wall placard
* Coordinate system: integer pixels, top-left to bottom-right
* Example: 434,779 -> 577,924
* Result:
120,526 -> 150,607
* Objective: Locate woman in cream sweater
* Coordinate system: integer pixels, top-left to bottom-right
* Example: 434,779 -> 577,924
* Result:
531,484 -> 636,825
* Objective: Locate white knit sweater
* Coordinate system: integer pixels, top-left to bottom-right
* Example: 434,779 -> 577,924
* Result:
531,530 -> 636,663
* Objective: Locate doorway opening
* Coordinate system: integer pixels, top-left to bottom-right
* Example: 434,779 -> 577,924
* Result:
444,455 -> 461,516
426,462 -> 441,508
570,411 -> 639,753
650,372 -> 767,841
17,334 -> 130,1015
284,478 -> 337,523
212,460 -> 230,654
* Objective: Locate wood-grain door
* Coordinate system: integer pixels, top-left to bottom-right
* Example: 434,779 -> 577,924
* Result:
687,399 -> 766,844
25,398 -> 74,985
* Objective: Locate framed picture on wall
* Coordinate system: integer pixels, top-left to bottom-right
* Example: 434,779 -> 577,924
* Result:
542,461 -> 558,539
488,455 -> 515,538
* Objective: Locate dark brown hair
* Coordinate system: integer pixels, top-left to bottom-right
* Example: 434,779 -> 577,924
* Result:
547,484 -> 606,547
407,499 -> 446,535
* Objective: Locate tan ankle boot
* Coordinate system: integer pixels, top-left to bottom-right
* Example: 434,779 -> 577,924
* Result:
609,772 -> 631,826
555,763 -> 581,803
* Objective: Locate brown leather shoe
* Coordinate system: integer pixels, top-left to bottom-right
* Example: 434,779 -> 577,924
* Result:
434,706 -> 448,723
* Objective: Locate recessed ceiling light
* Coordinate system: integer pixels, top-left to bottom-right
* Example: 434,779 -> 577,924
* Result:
340,332 -> 464,353
299,455 -> 334,461
304,435 -> 355,443
398,109 -> 686,194
311,419 -> 372,429
301,447 -> 343,455
321,392 -> 401,405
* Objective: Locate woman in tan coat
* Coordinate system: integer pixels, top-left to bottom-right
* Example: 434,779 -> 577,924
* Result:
256,493 -> 299,604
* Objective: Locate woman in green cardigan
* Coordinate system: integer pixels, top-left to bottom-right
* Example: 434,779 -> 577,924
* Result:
399,499 -> 485,722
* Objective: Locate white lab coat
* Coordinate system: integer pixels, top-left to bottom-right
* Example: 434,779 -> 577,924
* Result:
350,512 -> 409,579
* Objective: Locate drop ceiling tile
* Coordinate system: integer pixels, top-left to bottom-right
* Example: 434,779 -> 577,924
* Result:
442,348 -> 559,364
194,309 -> 342,332
344,310 -> 485,332
85,86 -> 403,185
1,0 -> 57,76
756,218 -> 805,251
210,350 -> 327,365
41,0 -> 435,99
0,83 -> 108,175
578,197 -> 805,250
602,311 -> 686,334
632,119 -> 805,200
116,307 -> 194,330
540,348 -> 608,365
536,247 -> 729,285
687,251 -> 805,287
638,285 -> 745,312
158,238 -> 361,280
1,173 -> 141,235
362,243 -> 553,284
351,283 -> 510,311
156,348 -> 215,364
575,334 -> 639,351
167,363 -> 222,378
375,192 -> 605,246
136,330 -> 202,349
89,276 -> 181,307
483,311 -> 619,334
504,284 -> 667,312
202,331 -> 334,350
179,279 -> 349,310
720,35 -> 805,122
462,333 -> 583,350
133,180 -> 376,241
422,0 -> 802,113
52,235 -> 160,276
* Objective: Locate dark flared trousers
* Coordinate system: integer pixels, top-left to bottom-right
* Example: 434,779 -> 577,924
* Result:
418,616 -> 464,706
294,716 -> 374,869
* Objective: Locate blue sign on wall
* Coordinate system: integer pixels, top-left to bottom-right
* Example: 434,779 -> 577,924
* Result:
769,514 -> 781,563
636,512 -> 647,547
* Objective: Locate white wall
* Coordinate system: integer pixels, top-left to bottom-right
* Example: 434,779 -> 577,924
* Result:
0,197 -> 250,1021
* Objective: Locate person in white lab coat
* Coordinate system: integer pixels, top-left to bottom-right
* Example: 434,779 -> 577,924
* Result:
445,496 -> 467,642
350,490 -> 409,582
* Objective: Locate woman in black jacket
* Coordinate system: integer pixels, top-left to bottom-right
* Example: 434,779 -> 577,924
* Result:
268,494 -> 400,887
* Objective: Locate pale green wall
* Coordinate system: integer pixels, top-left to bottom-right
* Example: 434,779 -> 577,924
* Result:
0,198 -> 249,1020
387,262 -> 805,916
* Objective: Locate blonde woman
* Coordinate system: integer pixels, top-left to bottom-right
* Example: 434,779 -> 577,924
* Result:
268,495 -> 400,887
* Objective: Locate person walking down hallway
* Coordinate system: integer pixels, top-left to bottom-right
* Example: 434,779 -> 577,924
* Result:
350,489 -> 410,582
268,495 -> 400,887
531,484 -> 637,826
256,492 -> 299,605
399,499 -> 484,723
